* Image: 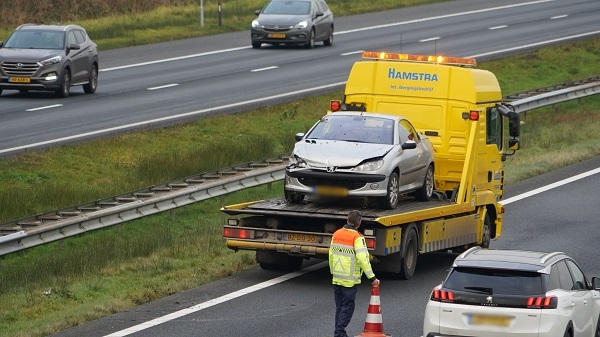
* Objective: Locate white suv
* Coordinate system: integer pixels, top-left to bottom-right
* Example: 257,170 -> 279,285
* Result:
422,247 -> 600,337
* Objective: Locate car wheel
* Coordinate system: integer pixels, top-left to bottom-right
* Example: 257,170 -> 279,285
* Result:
595,314 -> 600,337
481,213 -> 491,248
19,89 -> 29,93
399,227 -> 418,280
83,65 -> 98,94
415,164 -> 434,201
252,42 -> 261,49
305,29 -> 315,49
323,26 -> 333,46
55,69 -> 71,98
284,187 -> 304,204
378,172 -> 399,209
0,89 -> 3,96
563,327 -> 572,337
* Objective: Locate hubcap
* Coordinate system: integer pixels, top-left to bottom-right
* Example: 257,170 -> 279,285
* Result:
389,175 -> 398,205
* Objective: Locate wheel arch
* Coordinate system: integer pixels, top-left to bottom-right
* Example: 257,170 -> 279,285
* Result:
485,204 -> 498,239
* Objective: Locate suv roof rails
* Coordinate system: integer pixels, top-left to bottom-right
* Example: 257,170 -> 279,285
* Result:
540,251 -> 565,264
457,246 -> 481,260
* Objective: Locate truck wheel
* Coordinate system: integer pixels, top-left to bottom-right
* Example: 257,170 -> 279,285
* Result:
415,164 -> 434,201
378,172 -> 399,209
399,228 -> 418,280
481,213 -> 491,248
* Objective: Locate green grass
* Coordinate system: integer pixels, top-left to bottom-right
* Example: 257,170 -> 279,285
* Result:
0,0 -> 449,50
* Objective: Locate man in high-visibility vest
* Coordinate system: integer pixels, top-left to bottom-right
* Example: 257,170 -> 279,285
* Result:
329,210 -> 380,337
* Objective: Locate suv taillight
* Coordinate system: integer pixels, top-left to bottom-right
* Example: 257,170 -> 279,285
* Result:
526,296 -> 557,309
431,288 -> 455,302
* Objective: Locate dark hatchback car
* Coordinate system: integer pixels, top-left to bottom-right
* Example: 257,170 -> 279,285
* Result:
0,24 -> 99,98
251,0 -> 334,49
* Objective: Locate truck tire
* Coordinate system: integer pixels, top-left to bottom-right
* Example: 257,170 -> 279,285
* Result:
399,227 -> 418,280
415,164 -> 434,201
481,213 -> 491,249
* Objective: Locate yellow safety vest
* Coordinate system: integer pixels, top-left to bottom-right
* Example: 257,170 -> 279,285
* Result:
329,226 -> 375,287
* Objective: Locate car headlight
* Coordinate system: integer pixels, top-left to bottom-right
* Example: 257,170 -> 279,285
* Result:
39,56 -> 62,66
295,20 -> 308,29
252,20 -> 260,28
352,159 -> 384,172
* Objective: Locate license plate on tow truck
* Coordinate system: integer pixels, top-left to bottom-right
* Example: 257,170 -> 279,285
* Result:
284,233 -> 317,243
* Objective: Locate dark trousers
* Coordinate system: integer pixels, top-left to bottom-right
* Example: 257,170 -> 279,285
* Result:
334,284 -> 358,337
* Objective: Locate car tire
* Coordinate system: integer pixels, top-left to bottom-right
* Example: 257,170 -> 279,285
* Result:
252,42 -> 261,49
0,89 -> 3,96
55,69 -> 71,98
83,64 -> 98,94
594,314 -> 600,337
323,26 -> 333,46
284,187 -> 304,204
481,213 -> 491,248
378,172 -> 399,209
563,327 -> 572,337
19,89 -> 28,93
399,227 -> 418,280
415,164 -> 434,201
305,29 -> 315,49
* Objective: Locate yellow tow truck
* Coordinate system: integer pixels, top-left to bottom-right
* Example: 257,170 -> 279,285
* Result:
222,52 -> 521,279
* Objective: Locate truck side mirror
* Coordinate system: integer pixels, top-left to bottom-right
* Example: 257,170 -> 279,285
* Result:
508,111 -> 520,138
508,138 -> 519,151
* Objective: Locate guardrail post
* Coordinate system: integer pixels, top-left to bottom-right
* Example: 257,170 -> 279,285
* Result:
170,209 -> 176,220
218,2 -> 222,27
267,182 -> 272,190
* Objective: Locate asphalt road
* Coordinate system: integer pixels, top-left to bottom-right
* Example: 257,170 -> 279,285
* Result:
1,0 -> 599,156
8,0 -> 598,336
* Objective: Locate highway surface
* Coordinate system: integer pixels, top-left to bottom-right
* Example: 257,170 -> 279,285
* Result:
1,0 -> 600,156
6,0 -> 599,336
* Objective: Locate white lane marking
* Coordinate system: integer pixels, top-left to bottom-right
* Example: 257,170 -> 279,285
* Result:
147,84 -> 179,91
101,165 -> 600,336
551,15 -> 568,19
341,50 -> 364,56
419,37 -> 441,42
0,81 -> 345,155
103,262 -> 327,336
250,66 -> 279,72
500,167 -> 600,205
99,0 -> 554,73
489,25 -> 508,30
25,104 -> 63,112
100,46 -> 249,72
466,30 -> 600,59
335,0 -> 554,35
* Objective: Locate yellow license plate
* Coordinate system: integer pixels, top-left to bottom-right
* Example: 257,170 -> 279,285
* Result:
315,185 -> 348,197
9,77 -> 30,83
268,33 -> 286,38
469,314 -> 510,327
285,233 -> 317,243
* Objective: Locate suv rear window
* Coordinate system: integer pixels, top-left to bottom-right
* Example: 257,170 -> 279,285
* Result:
444,267 -> 544,295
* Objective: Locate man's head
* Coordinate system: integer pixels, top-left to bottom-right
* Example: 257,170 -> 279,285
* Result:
347,210 -> 362,228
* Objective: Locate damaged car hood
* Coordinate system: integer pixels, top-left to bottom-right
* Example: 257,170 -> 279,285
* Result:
293,140 -> 393,167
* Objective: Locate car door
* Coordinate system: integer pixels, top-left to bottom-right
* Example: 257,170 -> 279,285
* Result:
66,29 -> 88,83
313,0 -> 330,40
396,120 -> 421,192
565,260 -> 594,336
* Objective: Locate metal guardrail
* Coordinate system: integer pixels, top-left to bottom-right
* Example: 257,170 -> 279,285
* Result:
1,76 -> 599,257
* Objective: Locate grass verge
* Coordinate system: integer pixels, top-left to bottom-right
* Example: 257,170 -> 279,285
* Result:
0,38 -> 598,337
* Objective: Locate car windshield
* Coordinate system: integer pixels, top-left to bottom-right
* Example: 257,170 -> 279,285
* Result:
444,267 -> 544,295
4,30 -> 65,50
262,1 -> 311,15
306,115 -> 394,144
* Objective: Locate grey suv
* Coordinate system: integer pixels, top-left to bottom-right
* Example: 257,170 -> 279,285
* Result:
0,24 -> 99,98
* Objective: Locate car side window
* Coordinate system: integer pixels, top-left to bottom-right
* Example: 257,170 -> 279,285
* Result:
399,120 -> 418,143
397,121 -> 411,144
74,30 -> 86,44
546,264 -> 561,291
319,0 -> 329,11
67,31 -> 78,46
556,260 -> 575,291
566,260 -> 588,291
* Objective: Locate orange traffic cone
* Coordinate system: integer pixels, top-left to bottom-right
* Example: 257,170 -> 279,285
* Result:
355,284 -> 391,337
